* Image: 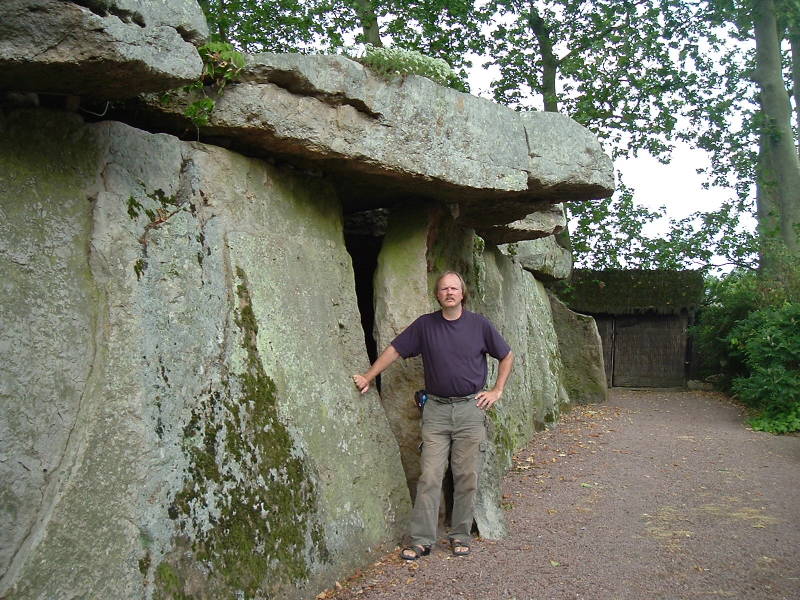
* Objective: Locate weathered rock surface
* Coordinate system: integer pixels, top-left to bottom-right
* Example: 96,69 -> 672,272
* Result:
0,0 -> 207,98
373,207 -> 569,539
129,53 -> 614,225
0,109 -> 409,599
501,235 -> 574,281
478,203 -> 566,244
548,293 -> 608,405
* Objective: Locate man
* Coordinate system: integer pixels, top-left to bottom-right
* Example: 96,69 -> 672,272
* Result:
352,271 -> 514,560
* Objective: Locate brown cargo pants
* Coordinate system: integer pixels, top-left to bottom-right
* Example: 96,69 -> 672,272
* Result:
409,395 -> 487,547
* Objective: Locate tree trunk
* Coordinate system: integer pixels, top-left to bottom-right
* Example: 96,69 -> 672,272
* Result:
752,0 -> 800,269
527,4 -> 559,112
789,15 -> 800,153
790,27 -> 800,155
352,0 -> 383,47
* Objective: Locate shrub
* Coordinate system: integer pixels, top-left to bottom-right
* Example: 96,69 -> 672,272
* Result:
727,302 -> 800,433
350,44 -> 459,88
690,270 -> 761,387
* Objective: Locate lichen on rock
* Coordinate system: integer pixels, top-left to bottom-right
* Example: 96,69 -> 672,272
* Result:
158,267 -> 328,599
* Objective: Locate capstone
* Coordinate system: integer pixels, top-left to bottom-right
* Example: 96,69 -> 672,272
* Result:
0,0 -> 207,98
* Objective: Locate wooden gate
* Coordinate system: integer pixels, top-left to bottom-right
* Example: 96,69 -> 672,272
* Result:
595,314 -> 689,388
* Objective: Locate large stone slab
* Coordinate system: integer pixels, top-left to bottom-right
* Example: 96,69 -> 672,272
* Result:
478,203 -> 566,244
548,293 -> 608,405
131,53 -> 614,226
0,108 -> 409,599
0,0 -> 207,98
500,235 -> 574,281
373,206 -> 569,540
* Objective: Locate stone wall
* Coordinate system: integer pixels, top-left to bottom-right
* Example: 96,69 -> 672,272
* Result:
0,109 -> 409,599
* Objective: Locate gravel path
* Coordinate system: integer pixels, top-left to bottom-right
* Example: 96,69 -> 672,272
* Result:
325,389 -> 800,600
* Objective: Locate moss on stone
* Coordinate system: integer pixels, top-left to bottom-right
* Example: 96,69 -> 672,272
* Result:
155,562 -> 194,600
138,552 -> 151,576
159,267 -> 328,599
487,409 -> 515,465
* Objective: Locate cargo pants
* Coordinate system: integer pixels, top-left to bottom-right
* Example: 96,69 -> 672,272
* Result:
409,394 -> 486,547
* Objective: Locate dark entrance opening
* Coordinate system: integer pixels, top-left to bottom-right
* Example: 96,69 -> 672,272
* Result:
343,209 -> 388,388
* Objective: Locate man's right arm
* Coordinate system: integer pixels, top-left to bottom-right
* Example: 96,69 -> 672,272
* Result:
352,345 -> 401,394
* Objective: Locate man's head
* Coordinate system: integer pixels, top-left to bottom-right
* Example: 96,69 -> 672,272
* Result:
434,271 -> 468,309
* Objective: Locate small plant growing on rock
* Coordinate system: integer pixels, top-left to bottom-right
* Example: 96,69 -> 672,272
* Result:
348,44 -> 458,88
182,42 -> 246,128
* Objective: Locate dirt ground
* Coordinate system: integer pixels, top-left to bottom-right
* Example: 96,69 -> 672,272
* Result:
322,389 -> 800,600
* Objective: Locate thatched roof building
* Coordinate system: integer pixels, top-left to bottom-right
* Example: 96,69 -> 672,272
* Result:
564,269 -> 705,388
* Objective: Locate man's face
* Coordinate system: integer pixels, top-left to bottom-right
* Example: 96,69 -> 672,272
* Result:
436,274 -> 464,309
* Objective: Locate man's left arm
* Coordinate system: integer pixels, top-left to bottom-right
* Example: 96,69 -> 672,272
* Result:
476,351 -> 514,409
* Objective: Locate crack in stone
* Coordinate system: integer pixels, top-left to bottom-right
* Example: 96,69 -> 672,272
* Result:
246,68 -> 384,121
0,183 -> 104,594
29,29 -> 72,60
69,0 -> 146,27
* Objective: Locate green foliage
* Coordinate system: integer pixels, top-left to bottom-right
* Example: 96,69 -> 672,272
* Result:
484,0 -> 706,158
198,42 -> 247,90
183,42 -> 246,128
184,97 -> 216,128
569,179 -> 758,272
198,0 -> 331,51
569,183 -> 665,269
691,270 -> 762,385
692,253 -> 800,433
727,302 -> 800,433
348,44 -> 459,88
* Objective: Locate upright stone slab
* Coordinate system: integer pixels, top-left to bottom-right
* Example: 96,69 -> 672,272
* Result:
0,109 -> 410,599
372,206 -> 569,540
372,207 -> 433,497
0,111 -> 102,587
548,293 -> 608,405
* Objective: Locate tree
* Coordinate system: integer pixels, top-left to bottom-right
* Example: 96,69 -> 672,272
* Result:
751,0 -> 800,265
196,0 -> 779,272
691,0 -> 800,272
480,0 -> 761,271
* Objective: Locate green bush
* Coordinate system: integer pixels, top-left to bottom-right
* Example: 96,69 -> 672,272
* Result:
691,270 -> 761,386
350,44 -> 459,88
727,302 -> 800,433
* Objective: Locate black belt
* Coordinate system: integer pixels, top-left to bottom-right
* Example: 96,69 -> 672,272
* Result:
429,392 -> 477,404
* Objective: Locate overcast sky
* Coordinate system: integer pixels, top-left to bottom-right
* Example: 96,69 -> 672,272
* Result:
619,142 -> 737,236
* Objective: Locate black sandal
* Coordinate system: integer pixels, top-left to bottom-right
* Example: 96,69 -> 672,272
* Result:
451,539 -> 471,556
400,544 -> 431,561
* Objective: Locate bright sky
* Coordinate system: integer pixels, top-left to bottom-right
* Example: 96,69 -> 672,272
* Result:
619,143 -> 735,236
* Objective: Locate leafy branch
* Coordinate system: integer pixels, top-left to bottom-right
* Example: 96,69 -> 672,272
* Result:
180,42 -> 246,129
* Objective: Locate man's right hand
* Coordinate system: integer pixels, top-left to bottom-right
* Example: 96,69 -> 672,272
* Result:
352,374 -> 370,394
352,345 -> 400,395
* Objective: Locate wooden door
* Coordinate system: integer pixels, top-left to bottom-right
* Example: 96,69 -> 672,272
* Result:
612,314 -> 688,387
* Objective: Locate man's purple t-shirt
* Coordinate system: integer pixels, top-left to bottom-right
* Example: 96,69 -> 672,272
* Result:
390,309 -> 511,397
